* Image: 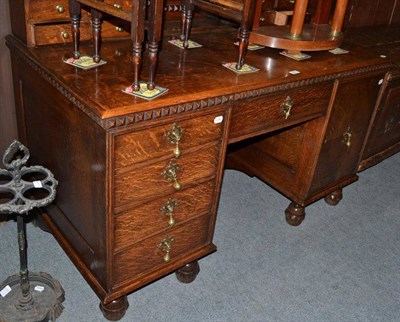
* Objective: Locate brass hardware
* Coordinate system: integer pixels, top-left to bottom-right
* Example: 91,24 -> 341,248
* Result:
259,17 -> 266,22
290,0 -> 295,3
158,236 -> 175,262
280,96 -> 293,119
60,31 -> 69,39
115,26 -> 124,32
166,124 -> 184,158
161,199 -> 177,227
343,128 -> 352,147
113,3 -> 122,9
56,5 -> 65,13
162,161 -> 181,190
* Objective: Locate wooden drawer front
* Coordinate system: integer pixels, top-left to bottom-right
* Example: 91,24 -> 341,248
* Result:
33,22 -> 92,45
101,19 -> 131,38
113,214 -> 210,285
229,83 -> 332,141
28,0 -> 70,21
103,0 -> 132,11
114,180 -> 215,251
114,112 -> 226,169
114,144 -> 220,209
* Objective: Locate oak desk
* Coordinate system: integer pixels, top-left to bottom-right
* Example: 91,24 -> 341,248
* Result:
6,25 -> 398,320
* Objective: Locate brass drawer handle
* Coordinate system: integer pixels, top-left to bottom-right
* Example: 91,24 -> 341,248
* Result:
162,161 -> 181,190
114,3 -> 122,9
160,199 -> 177,227
115,26 -> 124,32
280,96 -> 293,120
343,128 -> 352,147
158,236 -> 175,262
60,31 -> 69,39
166,124 -> 184,158
56,5 -> 65,13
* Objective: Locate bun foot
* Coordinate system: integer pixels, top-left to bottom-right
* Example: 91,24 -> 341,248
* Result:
99,295 -> 129,321
285,202 -> 305,226
175,261 -> 200,284
324,189 -> 343,206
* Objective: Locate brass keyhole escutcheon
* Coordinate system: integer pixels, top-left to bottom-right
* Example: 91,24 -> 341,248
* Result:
343,128 -> 352,148
161,199 -> 177,227
158,236 -> 175,262
166,124 -> 184,158
280,96 -> 293,120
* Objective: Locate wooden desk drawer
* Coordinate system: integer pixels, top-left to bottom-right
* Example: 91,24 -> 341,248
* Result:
114,144 -> 220,209
114,112 -> 225,169
113,214 -> 210,285
32,22 -> 92,45
28,0 -> 70,21
114,180 -> 215,251
103,0 -> 132,11
229,83 -> 332,142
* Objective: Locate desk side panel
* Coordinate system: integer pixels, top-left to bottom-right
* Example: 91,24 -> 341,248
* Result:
10,53 -> 108,291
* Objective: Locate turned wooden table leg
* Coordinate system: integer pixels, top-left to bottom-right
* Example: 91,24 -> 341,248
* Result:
131,0 -> 146,91
285,202 -> 305,226
324,188 -> 343,206
91,9 -> 103,63
180,0 -> 194,48
175,260 -> 200,283
99,295 -> 129,321
69,0 -> 81,59
147,0 -> 164,90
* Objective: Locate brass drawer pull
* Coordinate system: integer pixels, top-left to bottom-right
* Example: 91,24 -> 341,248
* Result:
343,128 -> 352,147
60,31 -> 69,39
160,199 -> 177,227
280,96 -> 293,120
113,3 -> 122,9
56,5 -> 65,13
115,26 -> 124,32
158,236 -> 175,262
166,124 -> 184,158
162,161 -> 181,190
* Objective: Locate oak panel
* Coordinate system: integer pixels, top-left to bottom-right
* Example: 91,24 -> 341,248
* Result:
114,180 -> 215,250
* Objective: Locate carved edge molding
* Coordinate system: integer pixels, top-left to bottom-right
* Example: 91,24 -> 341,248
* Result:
164,4 -> 184,12
102,63 -> 394,129
6,35 -> 395,130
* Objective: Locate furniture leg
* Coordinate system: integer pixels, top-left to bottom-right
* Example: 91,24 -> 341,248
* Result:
236,0 -> 257,69
175,260 -> 200,283
131,0 -> 146,91
69,0 -> 81,59
324,188 -> 343,206
91,8 -> 103,63
99,295 -> 129,321
180,0 -> 194,48
147,0 -> 165,90
285,202 -> 305,226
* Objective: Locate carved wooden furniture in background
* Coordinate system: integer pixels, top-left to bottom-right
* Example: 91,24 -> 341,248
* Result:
249,0 -> 349,56
8,0 -> 183,47
69,0 -> 165,90
180,0 -> 256,69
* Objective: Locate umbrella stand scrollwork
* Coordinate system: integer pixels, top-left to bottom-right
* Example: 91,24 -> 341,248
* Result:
0,140 -> 65,322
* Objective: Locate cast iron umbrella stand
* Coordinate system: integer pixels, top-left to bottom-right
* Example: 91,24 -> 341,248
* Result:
0,141 -> 64,321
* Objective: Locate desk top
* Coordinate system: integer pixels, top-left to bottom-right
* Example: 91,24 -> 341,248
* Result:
6,23 -> 394,126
